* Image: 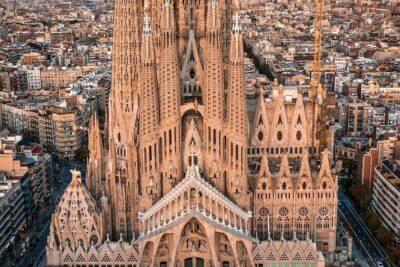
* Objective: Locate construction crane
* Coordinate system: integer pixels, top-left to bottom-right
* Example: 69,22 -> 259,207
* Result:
311,0 -> 330,155
311,0 -> 323,84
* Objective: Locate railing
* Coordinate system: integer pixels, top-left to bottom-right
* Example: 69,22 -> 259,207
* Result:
138,168 -> 252,238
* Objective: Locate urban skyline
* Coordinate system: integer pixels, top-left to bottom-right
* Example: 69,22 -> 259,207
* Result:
0,0 -> 399,267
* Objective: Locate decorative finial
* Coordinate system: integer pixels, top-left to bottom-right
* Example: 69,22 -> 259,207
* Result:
143,13 -> 151,34
273,78 -> 278,86
131,232 -> 136,243
278,84 -> 284,96
317,83 -> 323,96
232,11 -> 241,33
280,232 -> 285,241
144,0 -> 150,12
194,97 -> 198,112
70,169 -> 82,183
119,233 -> 124,243
258,86 -> 264,96
106,233 -> 110,243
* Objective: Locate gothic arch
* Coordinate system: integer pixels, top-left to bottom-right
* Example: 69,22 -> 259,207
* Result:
236,241 -> 252,267
175,219 -> 213,266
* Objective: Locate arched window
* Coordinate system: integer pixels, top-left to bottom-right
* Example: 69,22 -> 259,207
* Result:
297,115 -> 302,124
278,115 -> 283,125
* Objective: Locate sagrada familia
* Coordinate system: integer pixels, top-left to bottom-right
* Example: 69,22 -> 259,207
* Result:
46,0 -> 339,266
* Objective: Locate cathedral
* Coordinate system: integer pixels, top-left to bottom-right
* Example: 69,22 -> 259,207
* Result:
46,0 -> 337,266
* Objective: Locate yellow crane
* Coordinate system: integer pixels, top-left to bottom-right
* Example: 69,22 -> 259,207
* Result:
311,0 -> 330,154
312,0 -> 324,84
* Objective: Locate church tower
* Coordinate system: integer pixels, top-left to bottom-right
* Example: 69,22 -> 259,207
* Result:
47,1 -> 333,265
107,0 -> 142,239
138,13 -> 161,210
226,10 -> 250,210
158,0 -> 183,194
203,0 -> 225,191
86,114 -> 104,199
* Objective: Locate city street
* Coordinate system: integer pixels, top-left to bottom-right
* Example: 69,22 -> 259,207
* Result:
338,190 -> 392,267
2,161 -> 86,267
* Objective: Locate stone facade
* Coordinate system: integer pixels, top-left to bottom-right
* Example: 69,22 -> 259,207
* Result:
47,0 -> 335,265
249,87 -> 339,253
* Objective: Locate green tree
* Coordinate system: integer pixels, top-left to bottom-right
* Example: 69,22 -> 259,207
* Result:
365,211 -> 381,232
348,184 -> 370,212
75,146 -> 89,162
376,227 -> 393,247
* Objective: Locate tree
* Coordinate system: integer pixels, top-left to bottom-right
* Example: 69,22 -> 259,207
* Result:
376,227 -> 393,247
347,184 -> 370,212
365,211 -> 381,232
75,146 -> 89,162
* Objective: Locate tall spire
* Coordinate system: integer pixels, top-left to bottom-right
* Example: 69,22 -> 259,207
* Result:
139,12 -> 161,210
227,10 -> 245,136
107,0 -> 142,240
86,114 -> 104,199
206,0 -> 221,32
160,0 -> 176,33
226,10 -> 249,210
110,0 -> 142,141
203,0 -> 225,191
158,0 -> 182,194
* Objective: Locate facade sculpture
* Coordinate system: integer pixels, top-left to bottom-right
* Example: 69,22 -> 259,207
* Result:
46,0 -> 336,266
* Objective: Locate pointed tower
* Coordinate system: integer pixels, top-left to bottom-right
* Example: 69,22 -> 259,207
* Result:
226,9 -> 249,210
109,0 -> 142,142
158,0 -> 182,193
86,114 -> 104,200
203,0 -> 225,191
139,13 -> 161,210
107,0 -> 142,240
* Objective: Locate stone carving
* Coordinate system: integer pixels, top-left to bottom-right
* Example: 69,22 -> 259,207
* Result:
183,221 -> 204,237
158,243 -> 169,256
182,238 -> 207,252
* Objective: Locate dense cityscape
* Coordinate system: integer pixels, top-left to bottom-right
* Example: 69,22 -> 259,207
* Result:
0,0 -> 399,266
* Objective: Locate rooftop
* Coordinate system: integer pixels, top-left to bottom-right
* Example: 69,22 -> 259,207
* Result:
380,160 -> 400,192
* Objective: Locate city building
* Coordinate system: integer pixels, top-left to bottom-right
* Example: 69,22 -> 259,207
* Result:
46,0 -> 332,266
372,160 -> 400,244
40,67 -> 83,89
0,177 -> 26,258
0,101 -> 90,160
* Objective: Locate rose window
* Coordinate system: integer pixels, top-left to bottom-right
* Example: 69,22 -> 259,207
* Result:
298,207 -> 308,216
258,207 -> 269,217
278,207 -> 289,217
319,207 -> 329,216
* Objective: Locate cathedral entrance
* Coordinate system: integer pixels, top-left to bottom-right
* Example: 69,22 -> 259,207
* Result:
184,257 -> 205,267
176,219 -> 212,267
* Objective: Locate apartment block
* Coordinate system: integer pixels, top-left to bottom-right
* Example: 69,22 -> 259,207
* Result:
0,177 -> 26,258
40,67 -> 82,89
372,160 -> 400,244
